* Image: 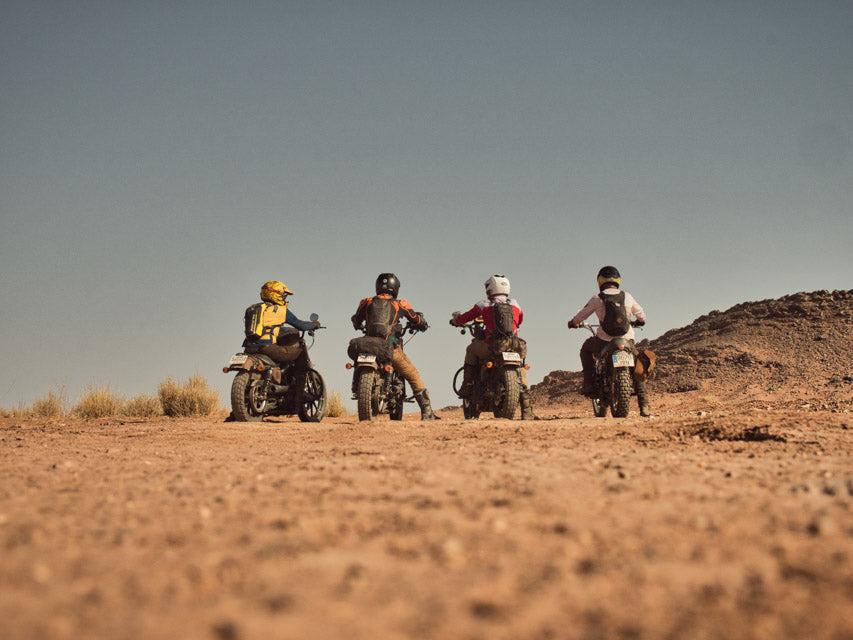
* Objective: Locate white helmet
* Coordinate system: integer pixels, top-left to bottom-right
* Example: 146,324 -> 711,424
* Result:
484,274 -> 511,298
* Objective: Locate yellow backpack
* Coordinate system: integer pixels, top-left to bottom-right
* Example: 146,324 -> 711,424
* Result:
244,302 -> 288,344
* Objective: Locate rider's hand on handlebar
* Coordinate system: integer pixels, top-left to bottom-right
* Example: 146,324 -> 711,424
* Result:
312,320 -> 322,329
568,319 -> 581,329
632,319 -> 645,327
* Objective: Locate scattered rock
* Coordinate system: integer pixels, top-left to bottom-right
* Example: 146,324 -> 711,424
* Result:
212,621 -> 239,640
470,600 -> 502,619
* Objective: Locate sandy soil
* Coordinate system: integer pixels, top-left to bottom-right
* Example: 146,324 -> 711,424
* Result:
1,407 -> 851,640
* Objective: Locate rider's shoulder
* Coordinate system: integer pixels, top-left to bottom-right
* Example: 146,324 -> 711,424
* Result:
396,298 -> 413,310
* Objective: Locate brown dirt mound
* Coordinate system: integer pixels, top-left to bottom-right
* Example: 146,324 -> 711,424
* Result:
532,289 -> 853,411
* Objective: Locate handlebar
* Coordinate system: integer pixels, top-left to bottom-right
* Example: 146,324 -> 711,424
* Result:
356,321 -> 423,336
569,321 -> 643,336
452,321 -> 484,336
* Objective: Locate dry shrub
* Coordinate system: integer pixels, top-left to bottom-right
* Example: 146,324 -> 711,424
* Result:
158,375 -> 219,417
124,394 -> 162,418
326,391 -> 346,417
75,386 -> 124,419
31,389 -> 67,418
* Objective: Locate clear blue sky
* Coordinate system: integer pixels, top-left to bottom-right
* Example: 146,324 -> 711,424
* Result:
1,1 -> 851,409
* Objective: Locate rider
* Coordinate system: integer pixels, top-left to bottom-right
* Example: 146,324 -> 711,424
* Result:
450,275 -> 535,420
567,266 -> 650,416
243,280 -> 320,370
351,273 -> 440,421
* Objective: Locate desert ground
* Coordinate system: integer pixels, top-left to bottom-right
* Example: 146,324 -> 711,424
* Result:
1,400 -> 851,640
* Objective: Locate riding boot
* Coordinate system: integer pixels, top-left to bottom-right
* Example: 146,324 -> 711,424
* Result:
414,389 -> 440,420
459,364 -> 477,398
581,365 -> 596,397
519,388 -> 535,420
635,377 -> 651,417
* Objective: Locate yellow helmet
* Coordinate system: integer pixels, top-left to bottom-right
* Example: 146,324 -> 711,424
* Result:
260,280 -> 293,305
597,266 -> 622,290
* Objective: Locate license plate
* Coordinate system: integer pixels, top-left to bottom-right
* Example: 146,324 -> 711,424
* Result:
357,354 -> 377,363
228,354 -> 249,366
611,351 -> 635,368
502,352 -> 522,363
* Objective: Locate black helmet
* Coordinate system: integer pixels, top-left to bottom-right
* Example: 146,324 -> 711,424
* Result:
375,273 -> 400,298
597,266 -> 622,290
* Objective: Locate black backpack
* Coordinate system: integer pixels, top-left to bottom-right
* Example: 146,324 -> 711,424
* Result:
599,291 -> 630,336
492,302 -> 516,338
365,298 -> 400,339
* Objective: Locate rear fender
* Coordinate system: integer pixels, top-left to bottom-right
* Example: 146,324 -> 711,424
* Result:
228,354 -> 276,373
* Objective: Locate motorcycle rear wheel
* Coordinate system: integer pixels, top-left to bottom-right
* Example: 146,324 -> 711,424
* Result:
494,368 -> 520,419
231,372 -> 265,422
298,369 -> 327,422
356,369 -> 376,422
611,368 -> 633,418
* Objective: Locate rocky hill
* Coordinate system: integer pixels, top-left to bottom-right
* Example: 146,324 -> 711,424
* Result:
531,290 -> 853,411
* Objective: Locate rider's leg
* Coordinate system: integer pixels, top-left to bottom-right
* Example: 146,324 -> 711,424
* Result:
579,336 -> 606,396
635,376 -> 651,417
390,347 -> 439,420
258,344 -> 300,366
461,339 -> 489,398
519,367 -> 535,420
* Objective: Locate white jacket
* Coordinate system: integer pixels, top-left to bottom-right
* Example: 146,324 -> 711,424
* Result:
570,288 -> 645,341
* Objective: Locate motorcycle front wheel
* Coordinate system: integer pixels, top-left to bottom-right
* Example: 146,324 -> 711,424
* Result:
389,376 -> 405,421
463,397 -> 481,419
230,372 -> 266,422
356,369 -> 376,422
298,369 -> 327,423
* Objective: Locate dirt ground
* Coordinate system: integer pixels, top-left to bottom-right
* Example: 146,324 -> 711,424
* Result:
1,406 -> 851,640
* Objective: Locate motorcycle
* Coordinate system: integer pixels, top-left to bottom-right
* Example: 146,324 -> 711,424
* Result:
347,321 -> 420,422
452,320 -> 526,419
574,322 -> 642,418
223,313 -> 327,422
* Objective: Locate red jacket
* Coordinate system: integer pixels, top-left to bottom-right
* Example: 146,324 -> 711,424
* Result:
455,296 -> 523,342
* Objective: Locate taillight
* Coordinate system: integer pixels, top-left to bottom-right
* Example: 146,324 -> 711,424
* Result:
485,361 -> 494,369
384,364 -> 393,373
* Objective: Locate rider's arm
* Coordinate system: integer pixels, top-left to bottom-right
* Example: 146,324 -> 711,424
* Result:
285,308 -> 316,332
627,293 -> 646,323
570,296 -> 601,326
351,298 -> 369,330
454,304 -> 482,325
397,299 -> 426,327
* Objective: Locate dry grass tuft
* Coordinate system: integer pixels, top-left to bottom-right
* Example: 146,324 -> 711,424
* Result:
75,386 -> 124,419
124,394 -> 162,418
31,389 -> 67,418
325,391 -> 347,418
7,403 -> 32,419
158,375 -> 219,417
